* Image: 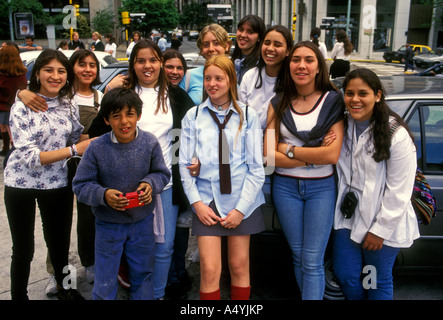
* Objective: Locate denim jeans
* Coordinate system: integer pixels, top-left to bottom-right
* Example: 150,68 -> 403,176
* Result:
153,187 -> 179,299
93,215 -> 155,300
272,174 -> 336,300
332,229 -> 400,300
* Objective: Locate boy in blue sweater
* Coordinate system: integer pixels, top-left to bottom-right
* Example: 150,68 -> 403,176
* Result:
72,88 -> 170,300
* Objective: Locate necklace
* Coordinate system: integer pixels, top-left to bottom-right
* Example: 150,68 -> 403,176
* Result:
212,99 -> 231,111
299,90 -> 316,101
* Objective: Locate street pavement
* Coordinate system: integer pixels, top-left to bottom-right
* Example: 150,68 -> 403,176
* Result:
1,42 -> 442,302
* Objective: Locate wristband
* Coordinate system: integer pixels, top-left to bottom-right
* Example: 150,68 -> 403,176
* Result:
69,146 -> 74,157
71,144 -> 78,156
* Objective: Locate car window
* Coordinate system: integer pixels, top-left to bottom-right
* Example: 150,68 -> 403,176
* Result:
398,45 -> 406,52
25,61 -> 34,81
103,55 -> 119,65
408,104 -> 443,172
386,100 -> 411,116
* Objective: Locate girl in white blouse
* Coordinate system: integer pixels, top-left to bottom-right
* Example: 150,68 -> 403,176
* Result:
333,69 -> 419,300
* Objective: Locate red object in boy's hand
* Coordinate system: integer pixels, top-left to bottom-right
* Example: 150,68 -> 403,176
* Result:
119,191 -> 145,209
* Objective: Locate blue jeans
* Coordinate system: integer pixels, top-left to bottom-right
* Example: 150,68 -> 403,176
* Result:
153,187 -> 179,299
332,229 -> 400,300
93,215 -> 155,300
272,174 -> 336,300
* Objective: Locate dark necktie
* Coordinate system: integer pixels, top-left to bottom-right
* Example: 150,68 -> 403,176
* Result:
208,109 -> 233,194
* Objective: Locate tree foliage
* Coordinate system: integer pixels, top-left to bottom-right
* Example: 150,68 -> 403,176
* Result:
120,0 -> 179,34
91,8 -> 115,35
180,1 -> 213,30
0,0 -> 48,38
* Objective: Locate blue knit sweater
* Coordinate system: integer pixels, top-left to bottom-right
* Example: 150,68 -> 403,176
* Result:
72,128 -> 171,224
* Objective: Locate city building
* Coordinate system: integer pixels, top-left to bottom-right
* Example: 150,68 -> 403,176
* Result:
231,0 -> 442,56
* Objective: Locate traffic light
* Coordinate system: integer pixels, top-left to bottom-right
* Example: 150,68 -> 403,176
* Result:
122,11 -> 131,25
293,14 -> 297,24
74,4 -> 80,16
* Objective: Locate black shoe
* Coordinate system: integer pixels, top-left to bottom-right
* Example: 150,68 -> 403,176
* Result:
56,288 -> 85,300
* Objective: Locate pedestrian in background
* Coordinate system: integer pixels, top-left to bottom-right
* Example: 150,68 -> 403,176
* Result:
171,33 -> 182,51
68,32 -> 85,50
231,15 -> 266,84
264,41 -> 345,300
310,27 -> 328,60
19,35 -> 42,51
4,49 -> 93,300
104,33 -> 117,58
403,43 -> 415,72
330,29 -> 353,79
0,45 -> 27,156
57,40 -> 69,51
90,32 -> 104,52
333,68 -> 419,300
126,31 -> 142,57
158,34 -> 167,52
180,55 -> 265,300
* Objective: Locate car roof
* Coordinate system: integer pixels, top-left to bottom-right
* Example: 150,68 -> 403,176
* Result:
333,75 -> 443,99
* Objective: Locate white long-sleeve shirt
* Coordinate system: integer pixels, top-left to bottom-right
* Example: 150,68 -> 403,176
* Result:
238,67 -> 276,130
331,42 -> 350,61
334,116 -> 420,248
179,99 -> 265,219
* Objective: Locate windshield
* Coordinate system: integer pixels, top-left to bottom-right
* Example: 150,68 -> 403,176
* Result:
103,55 -> 119,65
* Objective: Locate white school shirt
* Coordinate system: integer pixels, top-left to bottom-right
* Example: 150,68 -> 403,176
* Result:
331,42 -> 350,61
276,91 -> 335,179
105,43 -> 117,57
334,116 -> 420,248
136,86 -> 173,189
179,99 -> 265,219
239,67 -> 276,130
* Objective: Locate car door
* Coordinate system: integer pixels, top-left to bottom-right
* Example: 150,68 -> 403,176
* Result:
400,101 -> 443,266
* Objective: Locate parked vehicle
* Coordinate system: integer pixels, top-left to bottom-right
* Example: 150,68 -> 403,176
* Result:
413,53 -> 443,69
413,63 -> 443,77
251,76 -> 443,300
383,44 -> 433,63
187,30 -> 199,41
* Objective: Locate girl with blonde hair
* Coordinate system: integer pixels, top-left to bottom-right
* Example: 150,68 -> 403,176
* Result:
180,24 -> 231,105
179,55 -> 265,300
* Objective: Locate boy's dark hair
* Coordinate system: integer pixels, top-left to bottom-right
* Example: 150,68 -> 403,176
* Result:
100,87 -> 143,120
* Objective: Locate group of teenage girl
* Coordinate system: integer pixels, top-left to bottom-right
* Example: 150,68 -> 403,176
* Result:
3,14 -> 419,301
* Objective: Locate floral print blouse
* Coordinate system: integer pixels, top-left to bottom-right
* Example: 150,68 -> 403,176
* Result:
4,94 -> 83,189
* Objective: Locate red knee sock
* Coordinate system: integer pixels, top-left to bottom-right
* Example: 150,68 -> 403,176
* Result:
230,284 -> 251,300
200,288 -> 220,300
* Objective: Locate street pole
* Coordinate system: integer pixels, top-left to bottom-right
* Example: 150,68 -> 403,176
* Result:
293,0 -> 296,41
346,0 -> 351,35
8,0 -> 14,41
